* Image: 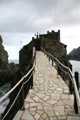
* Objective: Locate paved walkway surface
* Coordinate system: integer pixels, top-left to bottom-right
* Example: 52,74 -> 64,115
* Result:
20,51 -> 80,120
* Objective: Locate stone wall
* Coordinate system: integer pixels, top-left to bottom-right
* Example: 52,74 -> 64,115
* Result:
19,30 -> 70,71
40,30 -> 60,42
19,40 -> 34,71
41,38 -> 67,58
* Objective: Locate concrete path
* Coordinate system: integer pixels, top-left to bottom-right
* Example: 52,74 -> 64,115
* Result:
20,51 -> 80,120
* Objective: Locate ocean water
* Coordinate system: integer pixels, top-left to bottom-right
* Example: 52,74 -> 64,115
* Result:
8,59 -> 19,64
0,82 -> 11,119
70,60 -> 80,92
70,60 -> 80,81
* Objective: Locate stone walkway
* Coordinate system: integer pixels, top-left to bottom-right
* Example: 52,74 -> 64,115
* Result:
20,51 -> 80,120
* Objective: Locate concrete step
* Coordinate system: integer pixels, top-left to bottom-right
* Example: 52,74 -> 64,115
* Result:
13,110 -> 23,120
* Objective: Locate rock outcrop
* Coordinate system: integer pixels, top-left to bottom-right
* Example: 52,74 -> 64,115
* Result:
0,35 -> 19,86
68,47 -> 80,61
0,35 -> 8,70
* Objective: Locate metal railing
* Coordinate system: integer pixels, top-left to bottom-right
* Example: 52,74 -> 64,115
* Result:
0,47 -> 36,120
41,47 -> 80,114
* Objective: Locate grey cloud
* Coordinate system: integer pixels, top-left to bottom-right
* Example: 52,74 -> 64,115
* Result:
0,0 -> 80,33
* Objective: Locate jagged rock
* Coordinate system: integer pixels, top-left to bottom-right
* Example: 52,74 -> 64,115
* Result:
0,35 -> 19,86
8,62 -> 19,73
0,35 -> 8,70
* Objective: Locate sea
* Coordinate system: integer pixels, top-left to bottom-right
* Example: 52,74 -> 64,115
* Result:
0,60 -> 80,118
8,59 -> 19,64
70,60 -> 80,81
0,82 -> 11,119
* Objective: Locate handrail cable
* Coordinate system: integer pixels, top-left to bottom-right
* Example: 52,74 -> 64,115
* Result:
0,47 -> 36,120
42,47 -> 74,82
55,60 -> 74,84
2,85 -> 23,120
2,70 -> 34,120
24,71 -> 33,85
0,66 -> 34,104
41,47 -> 80,109
56,61 -> 69,74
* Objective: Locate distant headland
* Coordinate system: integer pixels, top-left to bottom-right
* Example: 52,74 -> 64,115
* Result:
68,46 -> 80,61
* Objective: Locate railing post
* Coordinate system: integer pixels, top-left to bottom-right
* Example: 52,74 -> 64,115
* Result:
70,64 -> 72,71
49,56 -> 50,61
30,66 -> 33,89
75,71 -> 79,91
21,72 -> 24,108
69,77 -> 73,94
69,65 -> 73,94
74,71 -> 79,114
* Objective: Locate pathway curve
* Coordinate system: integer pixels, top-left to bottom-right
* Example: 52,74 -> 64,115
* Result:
20,51 -> 80,120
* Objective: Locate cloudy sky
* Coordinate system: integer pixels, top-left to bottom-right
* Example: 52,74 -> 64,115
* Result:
0,0 -> 80,60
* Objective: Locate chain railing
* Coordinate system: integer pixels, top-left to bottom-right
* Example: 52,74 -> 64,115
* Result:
0,47 -> 36,120
41,47 -> 80,114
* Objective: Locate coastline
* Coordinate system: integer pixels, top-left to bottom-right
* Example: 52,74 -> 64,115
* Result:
8,59 -> 19,64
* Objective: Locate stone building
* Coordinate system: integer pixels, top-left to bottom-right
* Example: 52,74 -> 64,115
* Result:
0,35 -> 8,70
33,30 -> 67,58
19,30 -> 69,71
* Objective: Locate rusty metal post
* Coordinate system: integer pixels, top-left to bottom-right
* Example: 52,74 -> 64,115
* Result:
74,71 -> 79,114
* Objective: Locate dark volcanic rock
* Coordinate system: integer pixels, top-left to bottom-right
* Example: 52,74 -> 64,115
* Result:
8,62 -> 19,73
0,70 -> 12,86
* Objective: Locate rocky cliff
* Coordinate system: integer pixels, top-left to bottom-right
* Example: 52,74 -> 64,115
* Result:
0,35 -> 8,70
68,47 -> 80,61
0,35 -> 19,85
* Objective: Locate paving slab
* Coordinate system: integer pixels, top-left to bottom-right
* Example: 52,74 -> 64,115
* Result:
21,110 -> 35,120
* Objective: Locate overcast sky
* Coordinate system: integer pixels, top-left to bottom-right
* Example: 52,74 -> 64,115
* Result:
0,0 -> 80,60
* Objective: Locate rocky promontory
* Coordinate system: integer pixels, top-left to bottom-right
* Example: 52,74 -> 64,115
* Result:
68,46 -> 80,61
0,35 -> 19,86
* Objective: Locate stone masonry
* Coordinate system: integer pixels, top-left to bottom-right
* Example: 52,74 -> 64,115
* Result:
20,51 -> 80,120
19,30 -> 70,71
